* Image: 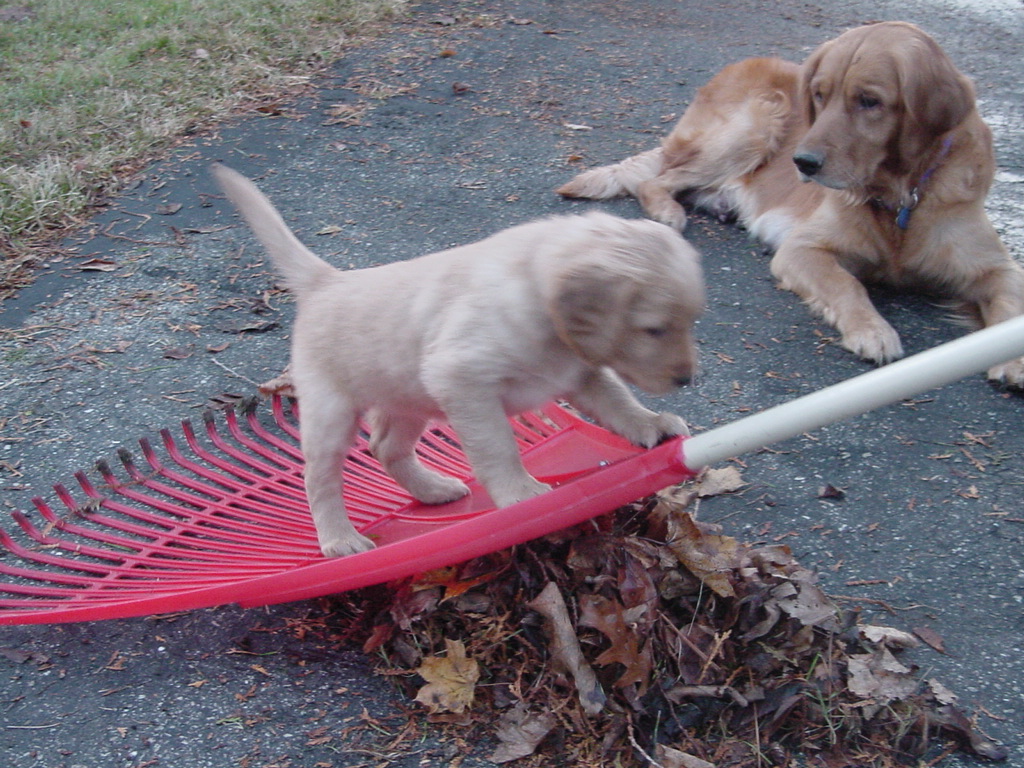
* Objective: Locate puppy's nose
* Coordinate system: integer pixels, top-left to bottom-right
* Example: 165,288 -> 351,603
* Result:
793,151 -> 824,177
673,374 -> 693,387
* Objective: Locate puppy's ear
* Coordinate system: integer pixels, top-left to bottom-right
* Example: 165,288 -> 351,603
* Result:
896,36 -> 975,160
551,264 -> 635,365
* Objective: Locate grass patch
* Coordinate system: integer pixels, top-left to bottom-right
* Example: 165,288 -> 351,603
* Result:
0,0 -> 407,291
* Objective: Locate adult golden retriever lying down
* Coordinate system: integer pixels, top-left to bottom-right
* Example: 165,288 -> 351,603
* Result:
213,165 -> 704,558
557,21 -> 1024,387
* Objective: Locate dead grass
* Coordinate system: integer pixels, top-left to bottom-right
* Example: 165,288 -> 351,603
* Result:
0,0 -> 407,297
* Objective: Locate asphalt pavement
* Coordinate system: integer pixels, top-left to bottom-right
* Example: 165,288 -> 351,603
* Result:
1,1 -> 1022,766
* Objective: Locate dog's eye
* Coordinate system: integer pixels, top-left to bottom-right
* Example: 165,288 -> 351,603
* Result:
857,94 -> 881,109
644,327 -> 668,338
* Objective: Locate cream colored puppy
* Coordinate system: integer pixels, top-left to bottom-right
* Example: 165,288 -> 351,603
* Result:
213,165 -> 704,558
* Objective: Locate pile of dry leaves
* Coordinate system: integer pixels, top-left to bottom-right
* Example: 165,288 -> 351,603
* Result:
357,469 -> 1006,767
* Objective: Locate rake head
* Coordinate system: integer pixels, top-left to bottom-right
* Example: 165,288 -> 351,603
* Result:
0,397 -> 693,625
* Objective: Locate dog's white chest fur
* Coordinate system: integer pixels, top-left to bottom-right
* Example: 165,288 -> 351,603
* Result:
497,361 -> 590,415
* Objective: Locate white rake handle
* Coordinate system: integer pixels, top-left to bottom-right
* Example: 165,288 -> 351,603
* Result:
681,315 -> 1024,470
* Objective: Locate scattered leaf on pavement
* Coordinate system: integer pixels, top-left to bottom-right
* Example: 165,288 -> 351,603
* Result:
414,638 -> 479,715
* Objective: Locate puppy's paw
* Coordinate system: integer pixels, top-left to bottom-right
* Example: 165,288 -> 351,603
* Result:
489,477 -> 552,508
653,411 -> 691,440
412,474 -> 471,505
840,320 -> 904,364
987,357 -> 1024,389
320,530 -> 376,559
621,411 -> 690,448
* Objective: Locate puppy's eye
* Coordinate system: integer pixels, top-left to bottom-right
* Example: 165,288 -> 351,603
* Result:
858,94 -> 881,109
644,327 -> 668,338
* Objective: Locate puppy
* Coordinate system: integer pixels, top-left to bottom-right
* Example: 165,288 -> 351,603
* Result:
557,22 -> 1024,387
213,165 -> 704,557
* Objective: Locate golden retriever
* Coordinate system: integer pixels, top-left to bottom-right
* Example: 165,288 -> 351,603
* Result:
212,164 -> 704,557
557,21 -> 1024,387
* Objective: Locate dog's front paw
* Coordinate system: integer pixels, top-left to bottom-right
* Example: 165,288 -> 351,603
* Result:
489,477 -> 551,508
644,199 -> 688,231
636,179 -> 688,230
320,530 -> 376,558
840,319 -> 904,364
987,357 -> 1024,390
622,411 -> 690,448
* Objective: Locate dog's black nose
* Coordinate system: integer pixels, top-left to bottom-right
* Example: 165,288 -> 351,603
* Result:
673,375 -> 693,387
793,151 -> 824,177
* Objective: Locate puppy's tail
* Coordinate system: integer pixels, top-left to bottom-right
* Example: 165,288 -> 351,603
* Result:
555,147 -> 664,200
211,163 -> 335,296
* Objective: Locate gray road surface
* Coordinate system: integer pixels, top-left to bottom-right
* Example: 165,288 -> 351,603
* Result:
2,1 -> 1022,765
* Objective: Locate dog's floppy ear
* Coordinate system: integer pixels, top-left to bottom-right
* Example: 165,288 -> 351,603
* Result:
896,35 -> 975,161
799,39 -> 830,125
551,264 -> 635,365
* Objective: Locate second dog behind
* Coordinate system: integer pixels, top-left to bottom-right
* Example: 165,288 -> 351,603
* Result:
557,22 -> 1024,387
213,164 -> 705,558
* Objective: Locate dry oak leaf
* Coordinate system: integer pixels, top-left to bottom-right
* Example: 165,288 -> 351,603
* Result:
528,582 -> 606,714
578,594 -> 654,692
694,466 -> 746,497
928,678 -> 958,705
846,648 -> 919,704
162,344 -> 195,360
655,745 -> 716,768
930,705 -> 1009,760
860,625 -> 920,649
667,513 -> 741,598
489,702 -> 557,763
913,625 -> 947,654
618,546 -> 660,609
413,564 -> 502,603
78,258 -> 118,272
258,366 -> 295,398
414,638 -> 480,714
772,580 -> 841,631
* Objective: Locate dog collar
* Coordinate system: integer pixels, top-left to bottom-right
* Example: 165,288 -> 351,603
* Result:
883,135 -> 955,230
870,193 -> 918,229
894,191 -> 920,230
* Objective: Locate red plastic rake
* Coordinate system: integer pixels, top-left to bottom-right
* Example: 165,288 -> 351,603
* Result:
3,316 -> 1024,625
